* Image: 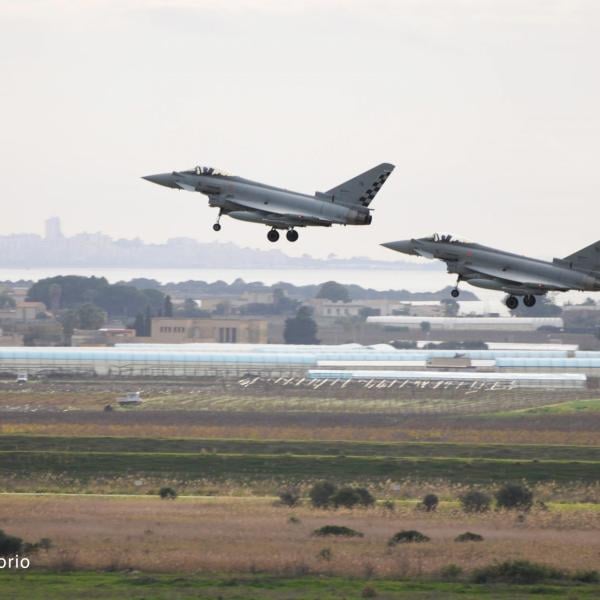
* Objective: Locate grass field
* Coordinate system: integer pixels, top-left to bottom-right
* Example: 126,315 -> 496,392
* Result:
0,433 -> 599,497
2,572 -> 600,599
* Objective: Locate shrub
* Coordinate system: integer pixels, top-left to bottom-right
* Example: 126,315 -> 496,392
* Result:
332,487 -> 362,509
455,531 -> 484,542
472,560 -> 564,584
159,486 -> 177,500
382,500 -> 395,512
440,564 -> 463,579
388,530 -> 430,545
288,515 -> 301,525
309,481 -> 337,508
422,493 -> 439,512
317,547 -> 332,561
313,525 -> 364,537
355,487 -> 376,507
361,585 -> 377,598
0,530 -> 23,556
573,570 -> 599,583
278,486 -> 301,507
495,483 -> 534,511
459,490 -> 491,513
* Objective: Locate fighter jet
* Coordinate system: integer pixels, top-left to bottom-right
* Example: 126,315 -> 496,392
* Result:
143,163 -> 394,242
382,234 -> 600,309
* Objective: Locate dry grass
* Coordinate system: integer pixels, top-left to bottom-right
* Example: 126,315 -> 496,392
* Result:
1,495 -> 599,577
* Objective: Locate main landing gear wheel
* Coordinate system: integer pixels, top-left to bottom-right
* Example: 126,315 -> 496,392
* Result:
451,288 -> 460,298
286,229 -> 299,242
267,228 -> 280,243
524,295 -> 536,307
506,295 -> 519,310
212,223 -> 221,232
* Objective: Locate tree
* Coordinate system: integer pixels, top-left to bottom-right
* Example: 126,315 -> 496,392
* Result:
309,481 -> 337,508
27,275 -> 108,308
459,490 -> 491,513
316,281 -> 350,303
284,306 -> 319,344
495,483 -> 534,511
422,493 -> 439,512
163,295 -> 174,317
77,303 -> 106,330
133,313 -> 146,337
144,306 -> 153,337
331,487 -> 362,509
0,294 -> 16,309
441,298 -> 460,317
420,321 -> 431,335
513,296 -> 562,317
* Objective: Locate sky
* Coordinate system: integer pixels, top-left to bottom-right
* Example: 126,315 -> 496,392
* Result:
1,0 -> 600,261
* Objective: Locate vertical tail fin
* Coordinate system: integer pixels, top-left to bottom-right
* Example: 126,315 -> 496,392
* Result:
563,240 -> 600,272
325,163 -> 395,207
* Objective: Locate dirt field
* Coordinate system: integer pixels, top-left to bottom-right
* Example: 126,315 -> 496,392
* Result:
2,494 -> 599,577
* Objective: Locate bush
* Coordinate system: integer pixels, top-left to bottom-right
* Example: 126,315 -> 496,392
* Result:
309,481 -> 337,508
288,515 -> 301,525
355,487 -> 376,507
313,525 -> 364,537
332,487 -> 362,509
361,585 -> 377,598
278,486 -> 301,507
573,570 -> 600,583
495,483 -> 534,511
422,493 -> 439,512
440,564 -> 463,579
388,530 -> 430,546
455,531 -> 484,542
382,500 -> 395,512
159,486 -> 177,500
472,560 -> 564,584
459,490 -> 491,513
317,547 -> 332,561
0,530 -> 23,556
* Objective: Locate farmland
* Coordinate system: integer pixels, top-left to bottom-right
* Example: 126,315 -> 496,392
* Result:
0,379 -> 599,597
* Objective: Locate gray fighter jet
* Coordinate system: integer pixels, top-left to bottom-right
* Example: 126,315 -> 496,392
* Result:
143,163 -> 394,242
382,234 -> 600,309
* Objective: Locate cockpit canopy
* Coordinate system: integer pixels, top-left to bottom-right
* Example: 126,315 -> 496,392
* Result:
423,233 -> 469,244
186,166 -> 231,177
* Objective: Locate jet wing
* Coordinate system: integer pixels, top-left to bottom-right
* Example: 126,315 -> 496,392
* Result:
460,263 -> 571,290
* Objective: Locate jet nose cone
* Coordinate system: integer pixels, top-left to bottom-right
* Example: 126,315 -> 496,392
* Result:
381,240 -> 416,255
142,173 -> 179,189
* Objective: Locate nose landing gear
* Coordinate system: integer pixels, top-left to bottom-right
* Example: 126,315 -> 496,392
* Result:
267,228 -> 280,243
450,275 -> 461,298
213,210 -> 222,232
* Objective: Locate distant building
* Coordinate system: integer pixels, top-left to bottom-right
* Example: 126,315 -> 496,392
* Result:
45,217 -> 63,241
71,328 -> 136,346
367,316 -> 564,332
150,317 -> 268,343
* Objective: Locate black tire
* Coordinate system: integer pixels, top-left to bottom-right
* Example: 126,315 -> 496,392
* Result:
267,229 -> 280,243
286,229 -> 299,242
524,295 -> 536,307
506,295 -> 519,310
212,223 -> 221,232
451,288 -> 459,298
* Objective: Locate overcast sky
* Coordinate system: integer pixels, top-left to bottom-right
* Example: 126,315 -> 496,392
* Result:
1,0 -> 599,260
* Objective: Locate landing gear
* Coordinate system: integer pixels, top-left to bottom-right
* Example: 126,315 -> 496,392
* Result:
286,229 -> 299,242
524,295 -> 536,307
506,295 -> 519,310
213,210 -> 222,232
267,228 -> 280,243
451,275 -> 461,298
